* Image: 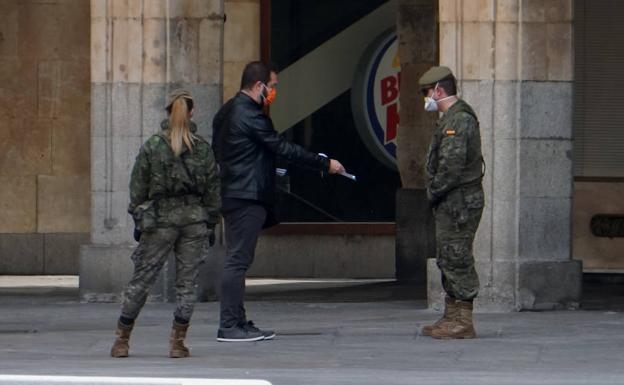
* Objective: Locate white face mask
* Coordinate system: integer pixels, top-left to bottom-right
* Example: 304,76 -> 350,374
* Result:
424,96 -> 438,112
424,83 -> 453,112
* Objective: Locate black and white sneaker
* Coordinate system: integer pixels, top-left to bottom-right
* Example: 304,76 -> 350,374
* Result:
244,320 -> 276,340
217,324 -> 264,342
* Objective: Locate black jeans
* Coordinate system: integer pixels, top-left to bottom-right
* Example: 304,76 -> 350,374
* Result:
219,203 -> 267,328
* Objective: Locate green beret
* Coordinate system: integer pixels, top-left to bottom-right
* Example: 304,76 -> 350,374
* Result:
165,89 -> 193,110
418,66 -> 454,87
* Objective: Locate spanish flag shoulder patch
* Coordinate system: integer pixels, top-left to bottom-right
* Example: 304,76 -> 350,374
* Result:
445,128 -> 456,136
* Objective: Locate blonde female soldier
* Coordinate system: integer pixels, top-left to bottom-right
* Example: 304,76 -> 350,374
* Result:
110,89 -> 220,358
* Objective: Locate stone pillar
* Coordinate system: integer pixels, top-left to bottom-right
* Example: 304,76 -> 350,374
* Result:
428,0 -> 581,311
80,0 -> 224,302
223,0 -> 260,101
395,0 -> 437,284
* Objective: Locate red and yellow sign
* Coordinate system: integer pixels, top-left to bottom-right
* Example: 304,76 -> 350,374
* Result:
352,30 -> 400,170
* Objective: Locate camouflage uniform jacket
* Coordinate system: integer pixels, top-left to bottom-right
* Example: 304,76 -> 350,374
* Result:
425,99 -> 484,204
129,120 -> 221,228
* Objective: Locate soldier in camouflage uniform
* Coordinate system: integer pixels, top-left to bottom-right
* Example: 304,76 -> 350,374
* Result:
110,90 -> 220,358
418,67 -> 484,339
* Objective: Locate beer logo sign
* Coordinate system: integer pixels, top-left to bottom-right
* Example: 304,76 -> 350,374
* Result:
351,29 -> 400,170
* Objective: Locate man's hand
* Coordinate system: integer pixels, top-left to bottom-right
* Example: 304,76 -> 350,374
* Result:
133,228 -> 142,242
328,159 -> 345,174
207,225 -> 216,247
427,189 -> 442,209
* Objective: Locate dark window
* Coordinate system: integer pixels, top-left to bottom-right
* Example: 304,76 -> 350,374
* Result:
271,0 -> 400,222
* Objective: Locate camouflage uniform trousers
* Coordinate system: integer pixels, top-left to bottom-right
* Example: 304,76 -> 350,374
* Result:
434,192 -> 483,301
121,222 -> 209,322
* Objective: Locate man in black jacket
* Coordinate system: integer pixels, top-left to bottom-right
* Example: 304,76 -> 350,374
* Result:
213,62 -> 345,342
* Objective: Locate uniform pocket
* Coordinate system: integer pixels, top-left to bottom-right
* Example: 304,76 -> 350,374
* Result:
133,200 -> 157,232
439,189 -> 466,226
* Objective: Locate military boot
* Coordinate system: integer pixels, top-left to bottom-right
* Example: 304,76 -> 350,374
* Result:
111,320 -> 134,357
431,300 -> 476,340
169,321 -> 190,358
421,296 -> 458,336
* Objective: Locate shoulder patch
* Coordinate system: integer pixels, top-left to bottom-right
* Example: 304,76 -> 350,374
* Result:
444,128 -> 456,136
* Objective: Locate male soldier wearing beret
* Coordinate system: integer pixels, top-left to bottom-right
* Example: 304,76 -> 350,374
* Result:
418,66 -> 484,339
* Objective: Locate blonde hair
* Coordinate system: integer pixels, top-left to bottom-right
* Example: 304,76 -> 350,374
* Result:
167,97 -> 196,157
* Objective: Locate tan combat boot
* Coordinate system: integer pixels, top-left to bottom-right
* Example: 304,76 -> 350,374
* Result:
431,300 -> 476,340
110,320 -> 134,357
421,296 -> 458,336
169,321 -> 190,358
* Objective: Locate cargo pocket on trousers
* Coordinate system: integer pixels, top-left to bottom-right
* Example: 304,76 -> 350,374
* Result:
463,188 -> 484,210
133,200 -> 157,233
440,240 -> 472,270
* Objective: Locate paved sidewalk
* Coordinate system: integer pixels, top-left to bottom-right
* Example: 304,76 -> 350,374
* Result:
1,279 -> 624,385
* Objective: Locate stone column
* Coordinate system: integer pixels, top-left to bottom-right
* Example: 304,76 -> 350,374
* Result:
80,0 -> 223,301
428,0 -> 581,311
395,0 -> 437,284
223,0 -> 260,101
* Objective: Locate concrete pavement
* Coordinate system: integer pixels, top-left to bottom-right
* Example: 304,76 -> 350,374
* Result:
1,278 -> 624,385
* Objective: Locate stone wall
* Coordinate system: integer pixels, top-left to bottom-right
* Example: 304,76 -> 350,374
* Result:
396,0 -> 437,189
223,0 -> 260,101
88,0 -> 223,247
394,0 -> 437,283
0,0 -> 90,274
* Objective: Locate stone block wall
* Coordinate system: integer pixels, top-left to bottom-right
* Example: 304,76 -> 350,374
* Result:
223,0 -> 261,101
394,0 -> 437,283
0,0 -> 90,274
396,0 -> 438,189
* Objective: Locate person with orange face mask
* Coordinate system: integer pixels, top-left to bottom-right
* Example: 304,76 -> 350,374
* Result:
212,64 -> 277,161
212,61 -> 345,342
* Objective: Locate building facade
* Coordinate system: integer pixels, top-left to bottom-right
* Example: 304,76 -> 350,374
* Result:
1,0 -> 622,311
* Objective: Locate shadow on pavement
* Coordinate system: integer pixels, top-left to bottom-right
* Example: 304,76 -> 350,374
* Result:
2,274 -> 624,310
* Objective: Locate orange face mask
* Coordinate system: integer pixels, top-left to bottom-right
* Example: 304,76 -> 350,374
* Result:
261,84 -> 277,106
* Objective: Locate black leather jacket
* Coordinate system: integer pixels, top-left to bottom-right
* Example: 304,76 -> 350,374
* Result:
213,92 -> 329,205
